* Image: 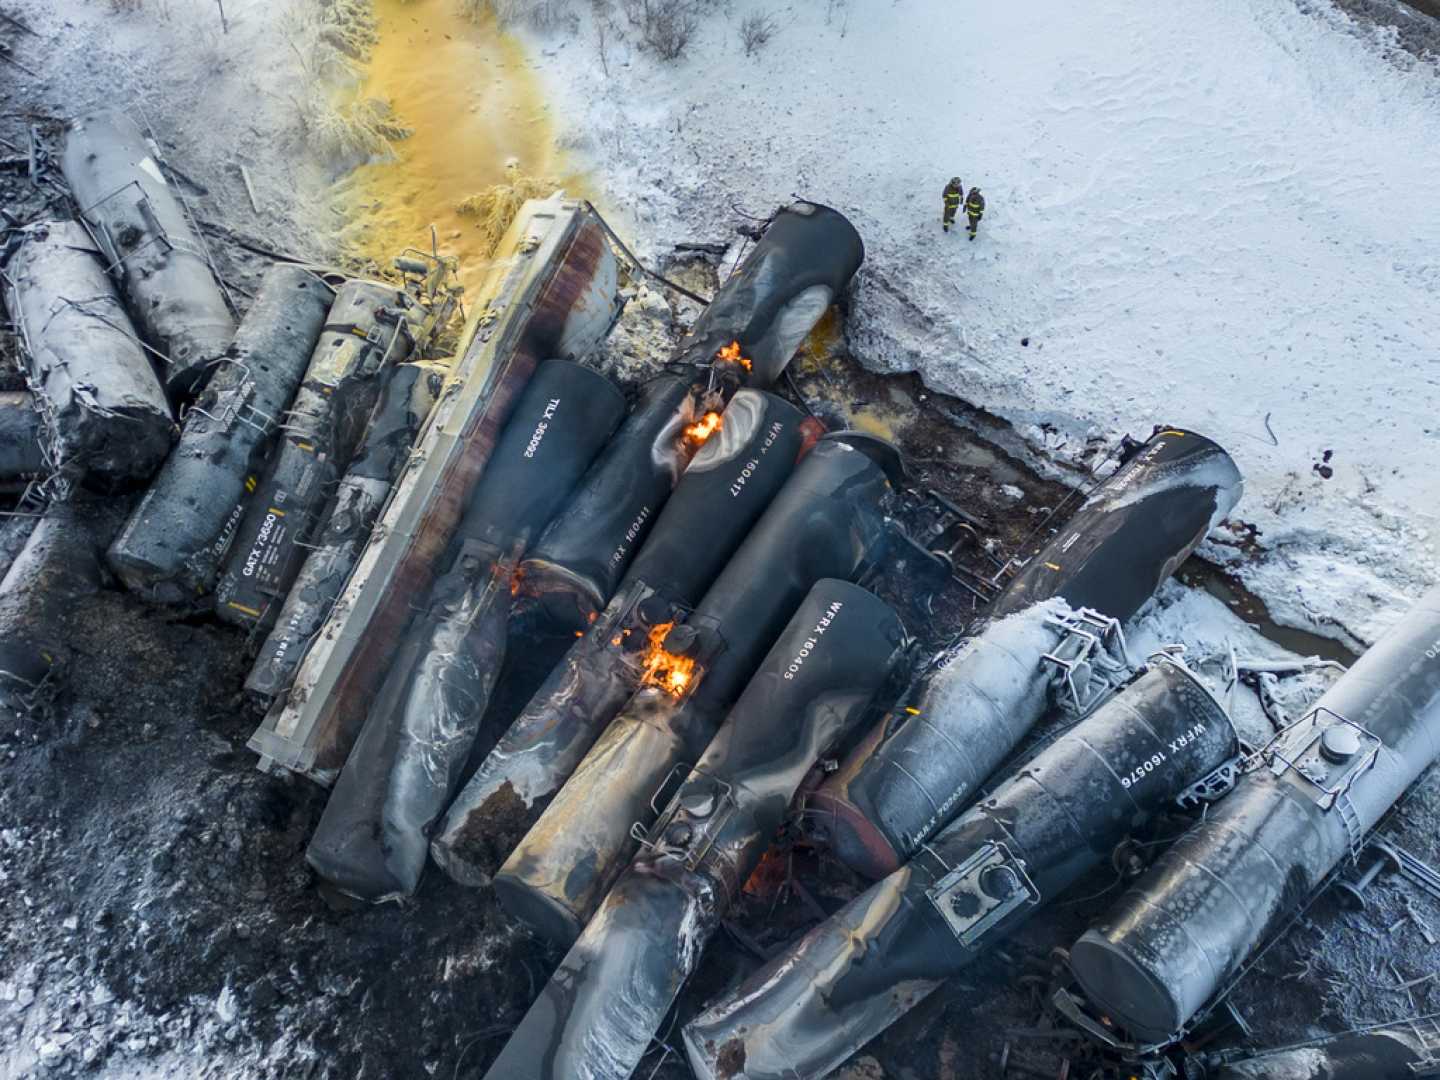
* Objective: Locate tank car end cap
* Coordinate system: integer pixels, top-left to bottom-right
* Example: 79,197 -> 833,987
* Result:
1069,929 -> 1184,1045
492,870 -> 584,949
304,842 -> 407,907
804,789 -> 903,880
821,430 -> 907,487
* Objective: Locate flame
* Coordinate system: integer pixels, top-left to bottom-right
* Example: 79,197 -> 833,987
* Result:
684,411 -> 723,443
717,340 -> 752,372
639,621 -> 696,696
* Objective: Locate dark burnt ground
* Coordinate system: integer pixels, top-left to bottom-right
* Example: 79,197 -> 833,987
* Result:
2,109 -> 1439,1080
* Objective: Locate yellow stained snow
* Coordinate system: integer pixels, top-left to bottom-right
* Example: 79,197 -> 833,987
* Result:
338,0 -> 585,293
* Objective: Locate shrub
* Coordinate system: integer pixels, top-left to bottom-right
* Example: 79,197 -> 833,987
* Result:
305,95 -> 410,163
455,164 -> 561,258
739,11 -> 777,56
622,0 -> 699,62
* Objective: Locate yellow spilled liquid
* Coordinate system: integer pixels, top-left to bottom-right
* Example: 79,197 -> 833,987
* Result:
339,0 -> 585,293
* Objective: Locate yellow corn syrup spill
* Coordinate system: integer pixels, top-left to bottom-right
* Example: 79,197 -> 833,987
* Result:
797,305 -> 913,440
338,0 -> 586,292
800,305 -> 843,370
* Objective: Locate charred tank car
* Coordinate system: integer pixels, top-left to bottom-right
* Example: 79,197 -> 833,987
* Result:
1070,586 -> 1440,1045
429,389 -> 805,888
488,431 -> 903,947
304,359 -> 626,903
683,656 -> 1238,1080
481,579 -> 906,1080
513,200 -> 864,634
809,429 -> 1243,878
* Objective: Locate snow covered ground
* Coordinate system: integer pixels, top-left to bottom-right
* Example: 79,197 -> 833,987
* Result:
523,0 -> 1440,649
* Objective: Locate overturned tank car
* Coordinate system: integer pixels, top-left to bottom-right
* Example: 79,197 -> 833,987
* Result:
489,430 -> 903,946
683,656 -> 1238,1080
808,428 -> 1243,878
429,388 -> 803,888
482,578 -> 906,1080
61,111 -> 235,396
513,200 -> 864,634
1070,585 -> 1440,1045
304,358 -> 626,902
247,196 -> 623,783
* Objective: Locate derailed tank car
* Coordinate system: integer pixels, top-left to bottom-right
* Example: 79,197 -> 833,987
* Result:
108,264 -> 332,604
248,196 -> 623,783
4,221 -> 174,490
430,389 -> 804,888
481,579 -> 905,1080
809,428 -> 1243,878
490,431 -> 903,946
61,111 -> 235,396
305,359 -> 626,903
1070,585 -> 1440,1045
213,279 -> 428,630
244,359 -> 449,699
513,200 -> 865,634
683,657 -> 1238,1080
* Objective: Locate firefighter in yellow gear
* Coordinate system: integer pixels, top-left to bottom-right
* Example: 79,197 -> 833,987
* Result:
942,177 -> 963,232
965,187 -> 986,241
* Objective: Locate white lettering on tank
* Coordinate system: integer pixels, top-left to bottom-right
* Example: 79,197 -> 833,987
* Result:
782,601 -> 845,680
524,398 -> 561,459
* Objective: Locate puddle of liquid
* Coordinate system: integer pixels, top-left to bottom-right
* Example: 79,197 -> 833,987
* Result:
849,409 -> 901,440
337,0 -> 585,292
800,306 -> 842,369
1182,565 -> 1359,665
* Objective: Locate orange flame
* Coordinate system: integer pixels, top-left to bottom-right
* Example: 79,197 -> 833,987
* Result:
639,621 -> 696,696
717,340 -> 752,371
684,411 -> 723,443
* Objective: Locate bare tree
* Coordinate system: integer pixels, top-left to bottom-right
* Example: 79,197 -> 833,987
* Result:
593,9 -> 616,77
738,11 -> 777,56
622,0 -> 699,62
